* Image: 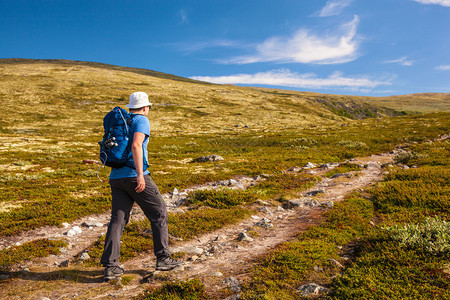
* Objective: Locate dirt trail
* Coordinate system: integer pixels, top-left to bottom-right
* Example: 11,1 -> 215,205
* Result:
0,153 -> 393,299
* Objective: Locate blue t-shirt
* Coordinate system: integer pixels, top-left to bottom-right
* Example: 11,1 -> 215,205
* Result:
109,114 -> 150,179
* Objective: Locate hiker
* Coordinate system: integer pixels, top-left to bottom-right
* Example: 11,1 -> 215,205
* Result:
101,91 -> 183,281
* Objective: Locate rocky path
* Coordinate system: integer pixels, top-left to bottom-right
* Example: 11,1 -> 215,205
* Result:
0,153 -> 394,299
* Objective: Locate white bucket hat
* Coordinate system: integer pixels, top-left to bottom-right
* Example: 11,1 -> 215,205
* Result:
126,92 -> 152,109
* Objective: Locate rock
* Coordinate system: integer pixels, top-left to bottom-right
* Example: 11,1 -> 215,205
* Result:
237,232 -> 253,242
328,258 -> 344,269
288,166 -> 302,172
21,268 -> 30,274
0,274 -> 10,280
173,188 -> 179,195
229,179 -> 237,186
59,260 -> 70,267
224,277 -> 241,292
255,218 -> 273,228
81,218 -> 104,228
62,222 -> 70,228
304,190 -> 324,196
212,271 -> 223,277
66,226 -> 82,237
189,255 -> 199,262
302,162 -> 316,169
331,173 -> 352,179
40,298 -> 51,300
193,155 -> 224,162
297,283 -> 331,297
283,198 -> 319,209
14,242 -> 22,246
276,206 -> 285,212
251,215 -> 260,220
79,252 -> 90,260
320,201 -> 334,208
171,246 -> 204,255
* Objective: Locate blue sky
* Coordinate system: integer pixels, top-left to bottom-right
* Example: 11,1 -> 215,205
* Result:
1,0 -> 449,96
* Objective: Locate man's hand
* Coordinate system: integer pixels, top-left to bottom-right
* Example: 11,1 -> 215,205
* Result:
135,174 -> 145,193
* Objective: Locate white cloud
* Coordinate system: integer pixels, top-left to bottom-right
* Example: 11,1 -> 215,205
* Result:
384,56 -> 414,66
413,0 -> 450,7
317,0 -> 354,17
220,15 -> 360,65
190,69 -> 390,91
435,64 -> 450,70
179,9 -> 188,24
177,39 -> 242,54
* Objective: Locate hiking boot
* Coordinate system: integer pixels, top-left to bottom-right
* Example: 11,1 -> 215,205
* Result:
156,256 -> 184,271
104,266 -> 124,281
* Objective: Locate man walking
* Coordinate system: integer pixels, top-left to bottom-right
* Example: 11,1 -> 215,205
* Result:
101,92 -> 182,281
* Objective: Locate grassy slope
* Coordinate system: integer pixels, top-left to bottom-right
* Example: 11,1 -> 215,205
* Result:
0,59 -> 448,238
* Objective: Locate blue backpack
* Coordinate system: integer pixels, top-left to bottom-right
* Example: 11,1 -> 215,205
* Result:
98,107 -> 134,168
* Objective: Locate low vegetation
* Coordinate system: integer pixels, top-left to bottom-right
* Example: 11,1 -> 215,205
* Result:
0,60 -> 448,298
238,139 -> 449,299
85,206 -> 253,265
0,239 -> 67,269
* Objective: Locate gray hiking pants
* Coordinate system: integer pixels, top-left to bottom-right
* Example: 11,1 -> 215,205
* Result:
100,175 -> 170,267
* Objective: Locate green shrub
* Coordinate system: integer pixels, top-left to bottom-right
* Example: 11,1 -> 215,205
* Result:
382,216 -> 450,254
186,188 -> 256,209
136,279 -> 209,300
0,239 -> 67,268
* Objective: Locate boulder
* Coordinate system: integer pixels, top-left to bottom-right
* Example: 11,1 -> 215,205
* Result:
193,155 -> 224,162
297,283 -> 331,297
282,198 -> 319,209
237,232 -> 253,242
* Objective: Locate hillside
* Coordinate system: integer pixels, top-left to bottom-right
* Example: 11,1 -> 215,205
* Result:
0,59 -> 448,299
3,58 -> 442,137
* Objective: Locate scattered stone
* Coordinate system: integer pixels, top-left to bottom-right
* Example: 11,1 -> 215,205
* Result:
193,155 -> 224,162
302,162 -> 316,169
229,179 -> 237,186
244,125 -> 250,128
329,258 -> 344,269
21,268 -> 30,274
171,246 -> 204,255
66,226 -> 82,237
402,165 -> 410,170
256,199 -> 270,206
40,297 -> 51,300
304,190 -> 324,196
0,274 -> 10,280
212,271 -> 224,277
314,265 -> 324,272
189,255 -> 199,262
255,218 -> 273,228
320,201 -> 334,208
283,198 -> 319,209
81,218 -> 104,228
276,206 -> 285,212
331,173 -> 352,179
297,283 -> 331,297
62,222 -> 70,228
59,260 -> 70,267
288,166 -> 302,172
79,252 -> 90,260
172,188 -> 179,195
224,277 -> 241,292
257,206 -> 272,214
251,215 -> 260,220
237,232 -> 253,242
253,175 -> 261,180
234,124 -> 240,127
224,294 -> 241,300
14,242 -> 22,246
